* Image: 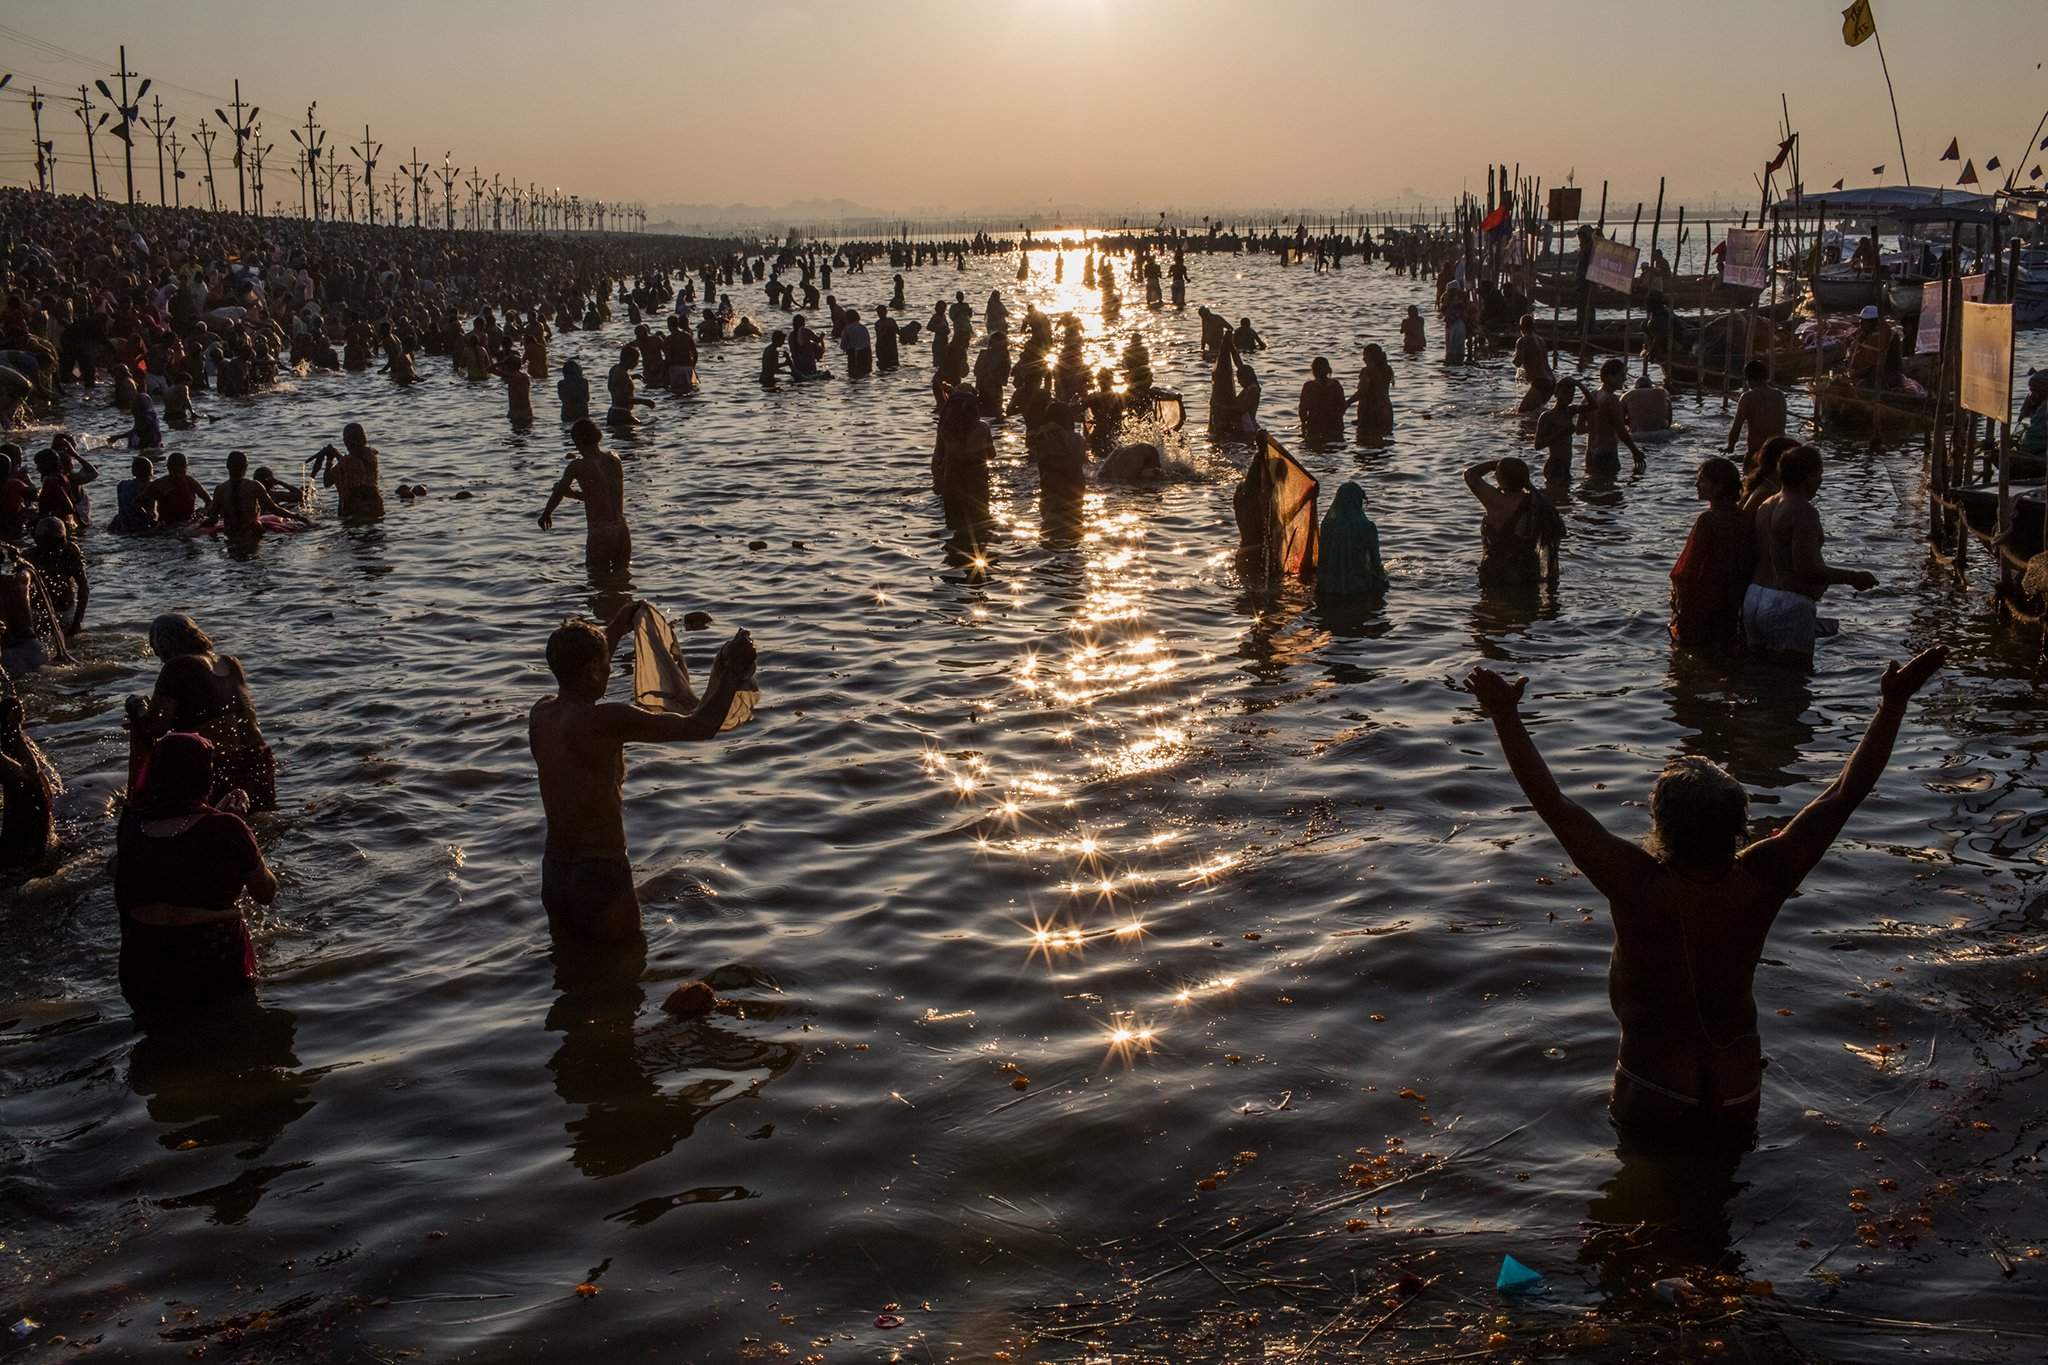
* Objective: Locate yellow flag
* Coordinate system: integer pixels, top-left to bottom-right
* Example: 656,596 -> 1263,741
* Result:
1842,0 -> 1876,46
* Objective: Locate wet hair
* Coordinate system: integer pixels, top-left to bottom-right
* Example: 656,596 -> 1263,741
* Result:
167,450 -> 188,473
545,618 -> 607,690
1780,444 -> 1823,488
150,612 -> 214,659
1647,756 -> 1749,868
1743,359 -> 1767,383
1697,456 -> 1740,499
1311,356 -> 1331,378
1496,456 -> 1532,493
226,450 -> 248,477
131,454 -> 154,480
1361,344 -> 1393,385
343,422 -> 366,448
132,732 -> 217,819
940,387 -> 982,441
155,653 -> 227,727
1748,434 -> 1799,491
1600,358 -> 1627,383
570,417 -> 600,447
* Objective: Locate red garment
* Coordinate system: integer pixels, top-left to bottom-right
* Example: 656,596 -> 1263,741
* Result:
1670,503 -> 1755,647
114,806 -> 261,1010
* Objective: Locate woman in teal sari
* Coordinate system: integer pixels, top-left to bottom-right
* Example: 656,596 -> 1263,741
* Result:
1316,481 -> 1388,599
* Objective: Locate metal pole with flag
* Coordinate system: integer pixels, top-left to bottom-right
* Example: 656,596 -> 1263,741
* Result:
1843,1 -> 1913,186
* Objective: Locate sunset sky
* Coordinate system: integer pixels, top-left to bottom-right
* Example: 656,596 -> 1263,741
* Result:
2,0 -> 2043,220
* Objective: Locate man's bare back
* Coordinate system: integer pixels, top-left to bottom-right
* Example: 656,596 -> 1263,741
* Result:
1729,386 -> 1786,454
1466,648 -> 1946,1134
529,696 -> 631,860
530,605 -> 755,944
1753,494 -> 1826,599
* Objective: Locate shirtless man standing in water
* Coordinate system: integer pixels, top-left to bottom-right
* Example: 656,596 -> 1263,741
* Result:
1744,444 -> 1877,666
530,604 -> 756,944
1724,359 -> 1787,458
538,418 -> 630,576
1586,358 -> 1645,475
1465,645 -> 1944,1137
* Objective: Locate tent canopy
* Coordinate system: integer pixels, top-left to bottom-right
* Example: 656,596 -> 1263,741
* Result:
1774,185 -> 1994,218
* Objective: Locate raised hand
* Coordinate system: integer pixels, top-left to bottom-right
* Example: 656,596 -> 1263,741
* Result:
1463,666 -> 1528,718
1880,646 -> 1945,707
719,629 -> 757,678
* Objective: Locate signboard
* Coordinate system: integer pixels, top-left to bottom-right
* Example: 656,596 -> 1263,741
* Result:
1913,273 -> 1986,356
1584,237 -> 1640,295
1546,187 -> 1582,223
1721,228 -> 1769,289
1960,300 -> 2013,420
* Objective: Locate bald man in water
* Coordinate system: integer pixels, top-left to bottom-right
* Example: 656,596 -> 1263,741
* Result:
538,418 -> 630,577
529,604 -> 755,945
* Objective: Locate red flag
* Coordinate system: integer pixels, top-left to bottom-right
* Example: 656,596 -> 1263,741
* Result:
1941,138 -> 1960,161
1871,164 -> 1885,175
1479,200 -> 1510,234
1832,179 -> 1845,190
1766,134 -> 1797,173
1957,159 -> 1978,185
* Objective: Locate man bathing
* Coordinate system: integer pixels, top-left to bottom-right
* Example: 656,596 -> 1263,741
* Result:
1744,444 -> 1877,667
1465,644 -> 1944,1136
538,418 -> 631,578
529,604 -> 756,944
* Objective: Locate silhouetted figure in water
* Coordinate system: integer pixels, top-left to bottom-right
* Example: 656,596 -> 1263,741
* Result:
1464,646 -> 1944,1138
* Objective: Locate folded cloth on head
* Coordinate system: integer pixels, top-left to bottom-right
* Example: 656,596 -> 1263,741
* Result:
630,603 -> 758,730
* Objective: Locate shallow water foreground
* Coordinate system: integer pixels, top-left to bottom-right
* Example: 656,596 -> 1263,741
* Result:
3,244 -> 2046,1363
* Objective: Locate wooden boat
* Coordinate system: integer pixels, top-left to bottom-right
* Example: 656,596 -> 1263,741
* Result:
1804,267 -> 1885,314
1949,485 -> 2046,561
1527,271 -> 1762,311
1810,374 -> 1934,436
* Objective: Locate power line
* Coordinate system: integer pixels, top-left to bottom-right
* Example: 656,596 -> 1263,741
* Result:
0,23 -> 228,102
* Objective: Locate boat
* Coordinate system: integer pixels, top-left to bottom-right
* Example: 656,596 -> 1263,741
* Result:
1810,374 -> 1934,437
1527,270 -> 1761,311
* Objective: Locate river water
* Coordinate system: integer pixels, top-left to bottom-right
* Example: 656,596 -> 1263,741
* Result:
4,245 -> 2046,1363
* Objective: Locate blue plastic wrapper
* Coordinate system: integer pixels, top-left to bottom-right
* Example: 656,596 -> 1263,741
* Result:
1496,1254 -> 1544,1293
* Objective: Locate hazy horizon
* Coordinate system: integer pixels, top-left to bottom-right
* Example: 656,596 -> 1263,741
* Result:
3,0 -> 2044,217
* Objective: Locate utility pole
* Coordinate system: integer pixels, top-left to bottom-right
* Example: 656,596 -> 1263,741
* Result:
249,123 -> 270,218
388,170 -> 403,227
97,45 -> 147,203
436,154 -> 458,230
192,123 -> 219,211
338,164 -> 355,221
466,167 -> 484,232
75,86 -> 106,199
351,126 -> 382,226
141,96 -> 175,205
214,81 -> 258,213
491,173 -> 503,231
289,101 -> 325,220
168,133 -> 184,207
324,159 -> 342,220
29,86 -> 52,193
403,147 -> 428,227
